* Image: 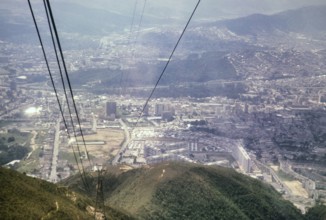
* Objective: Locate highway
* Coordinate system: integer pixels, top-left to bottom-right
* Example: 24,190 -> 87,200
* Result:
49,119 -> 61,182
112,119 -> 130,165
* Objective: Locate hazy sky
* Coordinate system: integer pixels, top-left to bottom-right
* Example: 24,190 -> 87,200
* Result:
2,0 -> 326,20
60,0 -> 326,20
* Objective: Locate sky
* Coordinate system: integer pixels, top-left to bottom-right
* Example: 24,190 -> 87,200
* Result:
2,0 -> 326,21
59,0 -> 326,20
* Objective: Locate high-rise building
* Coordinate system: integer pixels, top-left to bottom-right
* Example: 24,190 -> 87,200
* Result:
106,101 -> 117,119
155,103 -> 175,117
188,140 -> 199,152
155,103 -> 165,116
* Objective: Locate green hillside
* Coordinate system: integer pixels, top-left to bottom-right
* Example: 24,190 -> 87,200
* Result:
2,163 -> 326,220
65,162 -> 309,220
0,167 -> 91,219
305,205 -> 326,220
0,167 -> 132,220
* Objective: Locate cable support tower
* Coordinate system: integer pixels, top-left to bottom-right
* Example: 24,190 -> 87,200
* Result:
94,165 -> 106,220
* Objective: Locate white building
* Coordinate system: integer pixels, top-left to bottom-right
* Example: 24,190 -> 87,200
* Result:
232,144 -> 251,173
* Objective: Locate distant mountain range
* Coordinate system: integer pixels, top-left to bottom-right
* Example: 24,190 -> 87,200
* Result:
1,5 -> 326,42
49,0 -> 326,23
2,4 -> 326,95
145,5 -> 326,49
2,162 -> 325,219
124,5 -> 326,91
215,5 -> 326,35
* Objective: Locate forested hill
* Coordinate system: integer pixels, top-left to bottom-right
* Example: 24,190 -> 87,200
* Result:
0,167 -> 133,220
1,163 -> 326,219
64,162 -> 326,220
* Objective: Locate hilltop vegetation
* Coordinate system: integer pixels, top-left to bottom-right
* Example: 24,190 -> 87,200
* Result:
65,162 -> 319,220
305,205 -> 326,220
2,162 -> 326,220
0,167 -> 93,219
0,167 -> 133,220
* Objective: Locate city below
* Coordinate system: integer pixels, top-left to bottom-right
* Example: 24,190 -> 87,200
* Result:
1,84 -> 325,213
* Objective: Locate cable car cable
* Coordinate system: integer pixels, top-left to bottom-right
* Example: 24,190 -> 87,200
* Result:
136,0 -> 201,126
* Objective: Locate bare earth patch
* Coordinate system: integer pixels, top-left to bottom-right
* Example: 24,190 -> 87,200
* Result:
283,180 -> 309,198
76,128 -> 124,161
270,165 -> 279,172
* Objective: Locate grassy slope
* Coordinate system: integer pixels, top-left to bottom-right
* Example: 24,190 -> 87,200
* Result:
0,167 -> 93,219
0,167 -> 133,220
305,205 -> 326,220
69,162 -> 305,220
3,163 -> 325,220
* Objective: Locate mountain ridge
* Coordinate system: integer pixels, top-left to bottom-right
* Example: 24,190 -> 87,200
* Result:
211,5 -> 326,35
64,162 -> 311,220
1,163 -> 326,219
0,166 -> 134,220
1,5 -> 326,42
